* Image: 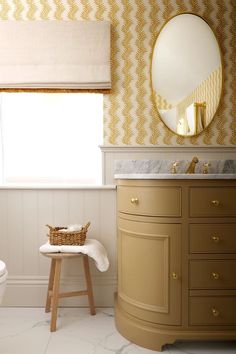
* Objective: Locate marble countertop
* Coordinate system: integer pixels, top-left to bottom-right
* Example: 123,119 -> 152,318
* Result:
114,173 -> 236,179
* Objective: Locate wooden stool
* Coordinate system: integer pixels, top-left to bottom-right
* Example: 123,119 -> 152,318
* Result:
43,253 -> 96,332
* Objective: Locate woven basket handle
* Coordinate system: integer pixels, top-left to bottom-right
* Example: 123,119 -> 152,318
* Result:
46,224 -> 66,233
83,222 -> 90,231
46,224 -> 53,231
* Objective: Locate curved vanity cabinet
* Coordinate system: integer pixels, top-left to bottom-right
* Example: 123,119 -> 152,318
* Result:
115,179 -> 236,352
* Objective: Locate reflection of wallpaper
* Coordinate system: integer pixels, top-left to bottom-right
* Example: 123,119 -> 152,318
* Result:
177,67 -> 222,127
0,0 -> 235,146
154,93 -> 172,110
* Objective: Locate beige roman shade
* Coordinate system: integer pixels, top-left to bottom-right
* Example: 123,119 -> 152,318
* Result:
0,21 -> 111,90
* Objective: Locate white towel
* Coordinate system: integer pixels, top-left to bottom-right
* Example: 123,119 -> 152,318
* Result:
68,224 -> 82,231
59,224 -> 82,233
39,239 -> 109,272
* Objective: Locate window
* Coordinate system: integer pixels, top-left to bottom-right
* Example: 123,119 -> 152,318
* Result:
0,93 -> 103,185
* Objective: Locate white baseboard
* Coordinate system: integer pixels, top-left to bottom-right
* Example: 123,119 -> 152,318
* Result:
2,275 -> 117,307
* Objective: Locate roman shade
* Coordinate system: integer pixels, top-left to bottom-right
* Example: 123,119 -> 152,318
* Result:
0,21 -> 111,90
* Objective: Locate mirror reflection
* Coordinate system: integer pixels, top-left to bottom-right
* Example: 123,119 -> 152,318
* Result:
152,13 -> 222,136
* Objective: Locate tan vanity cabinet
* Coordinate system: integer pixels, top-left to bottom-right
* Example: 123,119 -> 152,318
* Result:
115,179 -> 236,352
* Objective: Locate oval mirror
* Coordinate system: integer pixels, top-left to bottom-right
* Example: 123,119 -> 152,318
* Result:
151,13 -> 222,137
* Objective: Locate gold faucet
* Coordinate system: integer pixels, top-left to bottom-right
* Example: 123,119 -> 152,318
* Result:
185,156 -> 199,174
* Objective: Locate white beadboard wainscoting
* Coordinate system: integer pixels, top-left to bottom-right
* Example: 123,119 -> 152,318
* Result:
0,186 -> 117,307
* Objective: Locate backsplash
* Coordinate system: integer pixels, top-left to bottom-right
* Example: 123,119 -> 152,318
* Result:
0,0 -> 235,146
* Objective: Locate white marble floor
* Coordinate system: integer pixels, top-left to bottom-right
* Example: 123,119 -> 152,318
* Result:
0,307 -> 235,354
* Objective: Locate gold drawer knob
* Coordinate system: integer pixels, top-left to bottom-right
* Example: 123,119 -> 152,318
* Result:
172,272 -> 178,280
130,197 -> 139,204
211,236 -> 220,243
211,307 -> 220,317
211,272 -> 220,280
211,200 -> 220,207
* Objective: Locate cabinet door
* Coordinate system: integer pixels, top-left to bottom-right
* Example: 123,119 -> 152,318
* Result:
118,217 -> 181,325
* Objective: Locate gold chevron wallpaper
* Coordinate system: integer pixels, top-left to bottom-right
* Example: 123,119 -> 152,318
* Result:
154,93 -> 173,110
177,67 -> 222,128
0,0 -> 235,146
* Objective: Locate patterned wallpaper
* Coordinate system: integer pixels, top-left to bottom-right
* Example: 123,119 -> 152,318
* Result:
154,93 -> 173,110
0,0 -> 235,146
177,67 -> 222,127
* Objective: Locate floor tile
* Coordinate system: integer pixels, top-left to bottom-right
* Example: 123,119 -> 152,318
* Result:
0,308 -> 51,354
0,308 -> 235,354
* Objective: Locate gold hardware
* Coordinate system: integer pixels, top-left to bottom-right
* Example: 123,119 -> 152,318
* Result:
211,235 -> 220,243
130,198 -> 139,204
202,162 -> 211,174
211,200 -> 220,206
211,272 -> 220,280
211,307 -> 220,317
172,272 -> 178,280
171,161 -> 179,174
185,156 -> 199,174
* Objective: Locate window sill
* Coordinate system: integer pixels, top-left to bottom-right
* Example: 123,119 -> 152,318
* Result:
0,184 -> 116,190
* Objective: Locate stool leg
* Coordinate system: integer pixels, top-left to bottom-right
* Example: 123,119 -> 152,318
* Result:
45,258 -> 56,313
50,258 -> 62,332
83,255 -> 96,315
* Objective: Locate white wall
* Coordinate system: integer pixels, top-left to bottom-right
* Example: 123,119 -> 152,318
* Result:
0,187 -> 116,307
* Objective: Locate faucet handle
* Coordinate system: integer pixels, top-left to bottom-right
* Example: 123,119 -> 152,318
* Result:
202,162 -> 211,174
171,161 -> 179,174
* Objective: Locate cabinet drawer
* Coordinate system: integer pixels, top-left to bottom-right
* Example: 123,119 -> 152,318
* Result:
117,186 -> 181,217
189,224 -> 236,254
189,187 -> 236,217
189,260 -> 236,289
189,296 -> 236,326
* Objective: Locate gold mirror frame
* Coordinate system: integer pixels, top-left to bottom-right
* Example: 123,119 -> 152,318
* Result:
151,13 -> 223,138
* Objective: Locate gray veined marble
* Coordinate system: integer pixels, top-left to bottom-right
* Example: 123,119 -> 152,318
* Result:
114,159 -> 236,179
0,308 -> 235,354
223,160 -> 236,173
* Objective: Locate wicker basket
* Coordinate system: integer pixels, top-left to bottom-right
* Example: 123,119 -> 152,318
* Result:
46,222 -> 90,246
